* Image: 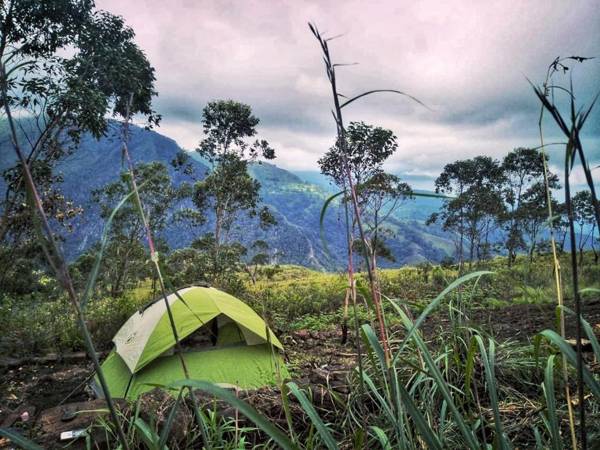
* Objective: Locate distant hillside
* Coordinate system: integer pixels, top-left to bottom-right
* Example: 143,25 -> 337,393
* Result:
0,122 -> 454,268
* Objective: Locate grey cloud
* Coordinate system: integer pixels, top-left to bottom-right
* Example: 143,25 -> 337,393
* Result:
97,0 -> 600,189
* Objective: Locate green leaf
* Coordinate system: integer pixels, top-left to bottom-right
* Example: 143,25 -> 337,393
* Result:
280,382 -> 299,446
319,190 -> 344,258
410,191 -> 453,200
396,383 -> 443,450
286,382 -> 339,450
134,417 -> 163,450
392,307 -> 480,449
339,89 -> 430,111
81,188 -> 138,309
542,355 -> 562,450
561,305 -> 600,364
169,380 -> 294,450
393,271 -> 493,362
475,336 -> 510,450
539,330 -> 600,398
580,287 -> 600,295
464,336 -> 478,403
0,428 -> 44,450
362,324 -> 388,376
369,426 -> 392,450
158,387 -> 184,448
360,371 -> 395,419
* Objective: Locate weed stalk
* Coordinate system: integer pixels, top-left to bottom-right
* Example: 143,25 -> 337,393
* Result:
537,60 -> 577,449
119,97 -> 211,448
0,61 -> 130,450
310,23 -> 390,363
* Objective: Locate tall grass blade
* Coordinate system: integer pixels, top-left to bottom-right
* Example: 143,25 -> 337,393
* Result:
0,428 -> 44,450
542,355 -> 562,450
280,382 -> 299,446
81,188 -> 139,309
410,191 -> 452,200
134,417 -> 163,450
360,371 -> 395,419
475,336 -> 510,450
361,324 -> 388,377
169,380 -> 295,450
369,426 -> 392,450
319,190 -> 344,258
339,89 -> 430,110
286,382 -> 339,450
396,382 -> 444,450
562,305 -> 600,361
465,336 -> 478,402
158,387 -> 184,448
539,330 -> 600,398
391,304 -> 480,449
393,271 -> 492,362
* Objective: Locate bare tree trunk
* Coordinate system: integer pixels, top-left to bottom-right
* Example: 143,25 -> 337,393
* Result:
215,206 -> 222,247
459,212 -> 465,273
592,225 -> 598,264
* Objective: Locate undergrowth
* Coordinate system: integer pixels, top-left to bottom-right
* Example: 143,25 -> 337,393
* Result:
1,254 -> 599,355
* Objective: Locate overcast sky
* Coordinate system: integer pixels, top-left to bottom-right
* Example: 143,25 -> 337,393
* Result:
97,0 -> 600,190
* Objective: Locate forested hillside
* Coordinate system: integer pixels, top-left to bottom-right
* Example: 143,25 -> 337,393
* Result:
0,121 -> 452,269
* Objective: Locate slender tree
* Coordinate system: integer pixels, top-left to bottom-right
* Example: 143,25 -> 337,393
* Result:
319,121 -> 411,348
319,121 -> 397,187
501,148 -> 559,266
0,1 -> 159,242
355,172 -> 412,270
518,181 -> 559,262
428,156 -> 505,267
92,161 -> 188,295
319,123 -> 411,269
0,1 -> 159,299
551,202 -> 570,253
194,100 -> 276,247
572,190 -> 596,265
310,21 -> 429,362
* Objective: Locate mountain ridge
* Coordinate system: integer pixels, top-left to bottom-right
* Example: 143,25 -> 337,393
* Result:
0,122 -> 453,268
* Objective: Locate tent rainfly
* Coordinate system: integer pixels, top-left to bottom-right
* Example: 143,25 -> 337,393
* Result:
94,286 -> 288,399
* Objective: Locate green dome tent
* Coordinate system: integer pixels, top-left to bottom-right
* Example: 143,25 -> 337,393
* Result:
94,286 -> 288,400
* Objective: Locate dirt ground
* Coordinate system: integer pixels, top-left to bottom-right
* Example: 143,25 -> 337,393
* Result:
2,299 -> 600,448
449,298 -> 600,342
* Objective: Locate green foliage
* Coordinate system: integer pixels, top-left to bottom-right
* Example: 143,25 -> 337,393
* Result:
186,233 -> 248,293
0,427 -> 43,450
121,268 -> 597,449
318,121 -> 397,187
0,290 -> 151,355
83,161 -> 186,296
193,154 -> 268,245
429,156 -> 506,265
192,99 -> 277,281
501,148 -> 560,264
197,100 -> 274,163
0,0 -> 159,301
3,254 -> 598,356
0,243 -> 59,295
1,1 -> 159,130
318,121 -> 413,269
572,190 -> 598,262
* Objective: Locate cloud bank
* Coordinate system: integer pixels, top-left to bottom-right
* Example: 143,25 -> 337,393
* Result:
97,0 -> 600,189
